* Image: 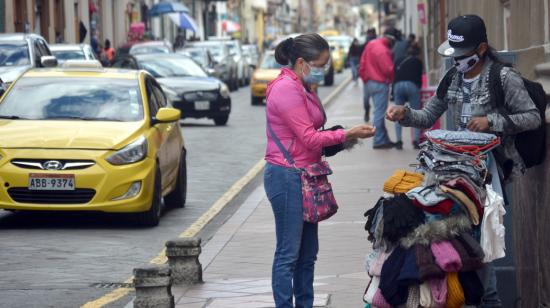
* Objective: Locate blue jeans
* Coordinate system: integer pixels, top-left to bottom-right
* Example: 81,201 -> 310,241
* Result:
366,80 -> 391,146
393,81 -> 421,143
264,163 -> 319,308
349,57 -> 359,81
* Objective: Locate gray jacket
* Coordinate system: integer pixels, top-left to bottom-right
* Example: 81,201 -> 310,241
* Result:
400,58 -> 541,180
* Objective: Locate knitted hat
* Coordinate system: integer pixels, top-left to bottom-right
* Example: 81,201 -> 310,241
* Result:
440,185 -> 480,225
458,271 -> 484,305
364,276 -> 380,304
416,244 -> 446,281
429,277 -> 447,307
397,246 -> 421,286
412,198 -> 455,215
446,272 -> 465,308
431,241 -> 463,272
444,176 -> 484,216
372,288 -> 392,308
369,249 -> 392,277
380,246 -> 409,306
406,285 -> 420,308
450,238 -> 483,272
383,170 -> 424,194
382,194 -> 426,244
419,283 -> 434,307
457,232 -> 485,260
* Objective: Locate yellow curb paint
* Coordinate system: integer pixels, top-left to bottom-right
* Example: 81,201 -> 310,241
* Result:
80,75 -> 352,308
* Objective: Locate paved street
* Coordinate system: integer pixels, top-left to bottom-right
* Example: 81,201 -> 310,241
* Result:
167,80 -> 418,308
0,73 -> 349,308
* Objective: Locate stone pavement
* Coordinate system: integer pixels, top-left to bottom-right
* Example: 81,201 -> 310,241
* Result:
171,82 -> 419,307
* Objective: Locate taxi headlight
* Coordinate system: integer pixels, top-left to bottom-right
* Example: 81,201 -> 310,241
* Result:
106,137 -> 147,165
220,83 -> 230,99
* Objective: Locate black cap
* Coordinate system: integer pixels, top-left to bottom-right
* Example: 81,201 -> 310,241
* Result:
437,15 -> 488,57
383,27 -> 400,41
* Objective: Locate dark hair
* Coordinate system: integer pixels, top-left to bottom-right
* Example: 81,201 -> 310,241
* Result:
105,39 -> 111,49
483,44 -> 511,66
407,43 -> 421,56
408,33 -> 416,41
275,33 -> 329,66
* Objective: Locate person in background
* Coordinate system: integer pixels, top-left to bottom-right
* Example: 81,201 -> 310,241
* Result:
408,33 -> 417,46
55,31 -> 63,44
101,39 -> 115,66
265,33 -> 375,308
392,43 -> 423,150
360,28 -> 379,119
90,31 -> 100,58
359,27 -> 398,148
392,29 -> 410,68
365,28 -> 377,45
347,38 -> 363,83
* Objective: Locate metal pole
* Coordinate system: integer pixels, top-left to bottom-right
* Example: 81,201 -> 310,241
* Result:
378,0 -> 381,32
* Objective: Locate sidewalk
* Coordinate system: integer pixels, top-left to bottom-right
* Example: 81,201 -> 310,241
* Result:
172,82 -> 418,307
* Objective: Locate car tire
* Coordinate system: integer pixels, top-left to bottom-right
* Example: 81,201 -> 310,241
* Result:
251,96 -> 263,105
134,165 -> 162,227
164,150 -> 187,209
324,66 -> 334,86
214,115 -> 229,126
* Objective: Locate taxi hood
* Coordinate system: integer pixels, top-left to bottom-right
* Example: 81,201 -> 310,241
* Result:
0,120 -> 145,150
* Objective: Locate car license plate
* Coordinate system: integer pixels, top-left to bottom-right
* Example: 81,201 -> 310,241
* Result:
195,101 -> 210,110
28,173 -> 75,191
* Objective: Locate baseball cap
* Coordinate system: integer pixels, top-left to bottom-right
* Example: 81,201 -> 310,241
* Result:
437,15 -> 488,57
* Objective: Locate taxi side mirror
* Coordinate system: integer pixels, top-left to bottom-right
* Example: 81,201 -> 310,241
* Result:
152,108 -> 181,125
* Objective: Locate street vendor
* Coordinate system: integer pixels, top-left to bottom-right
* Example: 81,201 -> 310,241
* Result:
386,14 -> 541,307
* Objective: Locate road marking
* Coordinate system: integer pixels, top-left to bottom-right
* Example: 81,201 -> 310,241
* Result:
81,75 -> 352,308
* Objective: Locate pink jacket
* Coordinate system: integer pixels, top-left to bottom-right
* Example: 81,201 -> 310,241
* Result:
359,38 -> 394,84
264,68 -> 346,168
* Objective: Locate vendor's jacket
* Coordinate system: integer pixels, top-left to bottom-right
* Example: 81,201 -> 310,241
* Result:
400,58 -> 541,180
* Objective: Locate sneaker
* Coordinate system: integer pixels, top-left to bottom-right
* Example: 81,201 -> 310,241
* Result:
412,140 -> 421,150
395,141 -> 403,150
373,142 -> 395,149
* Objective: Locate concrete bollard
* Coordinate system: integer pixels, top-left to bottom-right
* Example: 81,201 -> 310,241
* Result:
165,237 -> 203,285
133,265 -> 174,308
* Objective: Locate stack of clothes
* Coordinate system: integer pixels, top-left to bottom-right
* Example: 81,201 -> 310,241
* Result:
363,130 -> 507,308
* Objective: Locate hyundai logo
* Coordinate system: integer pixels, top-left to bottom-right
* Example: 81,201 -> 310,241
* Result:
43,160 -> 63,170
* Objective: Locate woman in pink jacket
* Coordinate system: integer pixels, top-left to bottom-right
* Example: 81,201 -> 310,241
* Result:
264,33 -> 375,308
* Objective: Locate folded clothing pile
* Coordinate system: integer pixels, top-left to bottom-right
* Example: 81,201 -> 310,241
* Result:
364,130 -> 506,307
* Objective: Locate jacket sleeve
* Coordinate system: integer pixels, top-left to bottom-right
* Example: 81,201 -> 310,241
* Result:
359,46 -> 368,82
400,93 -> 448,129
273,82 -> 346,151
487,67 -> 542,134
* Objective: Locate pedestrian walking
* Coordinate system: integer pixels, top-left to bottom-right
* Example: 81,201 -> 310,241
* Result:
359,27 -> 399,149
392,29 -> 409,67
392,43 -> 423,150
359,28 -> 379,120
264,33 -> 375,308
387,15 -> 542,307
347,38 -> 363,83
100,39 -> 115,67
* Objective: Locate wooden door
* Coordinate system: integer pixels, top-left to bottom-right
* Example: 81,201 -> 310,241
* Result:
14,0 -> 29,32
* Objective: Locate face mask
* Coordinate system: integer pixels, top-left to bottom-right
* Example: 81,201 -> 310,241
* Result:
303,63 -> 325,84
453,53 -> 480,73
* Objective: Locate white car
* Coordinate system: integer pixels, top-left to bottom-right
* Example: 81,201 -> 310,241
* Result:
50,44 -> 98,64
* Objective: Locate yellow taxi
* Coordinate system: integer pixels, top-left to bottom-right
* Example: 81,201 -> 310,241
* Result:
0,61 -> 186,226
329,42 -> 345,74
251,50 -> 318,105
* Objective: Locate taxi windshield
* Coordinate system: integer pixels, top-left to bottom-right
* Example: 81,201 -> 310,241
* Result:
0,77 -> 144,121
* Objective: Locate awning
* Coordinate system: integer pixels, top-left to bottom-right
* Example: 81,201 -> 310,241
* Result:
148,2 -> 189,17
168,12 -> 199,32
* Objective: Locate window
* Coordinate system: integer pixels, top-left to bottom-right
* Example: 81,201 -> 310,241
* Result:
152,84 -> 167,108
145,78 -> 159,116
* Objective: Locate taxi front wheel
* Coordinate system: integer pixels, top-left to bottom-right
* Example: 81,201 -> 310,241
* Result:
134,166 -> 162,227
165,150 -> 187,208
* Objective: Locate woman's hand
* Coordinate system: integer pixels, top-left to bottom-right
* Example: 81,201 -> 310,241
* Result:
345,124 -> 376,140
467,117 -> 490,132
386,105 -> 407,122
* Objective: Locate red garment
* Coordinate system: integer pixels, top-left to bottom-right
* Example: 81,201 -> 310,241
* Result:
444,177 -> 484,217
359,38 -> 394,84
413,199 -> 455,215
264,68 -> 346,168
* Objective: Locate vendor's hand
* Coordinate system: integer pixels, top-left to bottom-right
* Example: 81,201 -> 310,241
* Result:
386,105 -> 407,121
346,124 -> 376,140
467,117 -> 490,132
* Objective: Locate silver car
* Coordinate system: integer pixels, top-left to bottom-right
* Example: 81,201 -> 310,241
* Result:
0,33 -> 57,83
50,44 -> 98,64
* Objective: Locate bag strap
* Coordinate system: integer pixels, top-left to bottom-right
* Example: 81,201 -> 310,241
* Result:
436,66 -> 457,99
266,118 -> 296,166
489,62 -> 519,131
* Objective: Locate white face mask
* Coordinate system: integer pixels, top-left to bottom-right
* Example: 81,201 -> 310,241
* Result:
453,53 -> 480,73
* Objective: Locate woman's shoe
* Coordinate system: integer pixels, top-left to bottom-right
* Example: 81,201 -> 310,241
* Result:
395,141 -> 403,150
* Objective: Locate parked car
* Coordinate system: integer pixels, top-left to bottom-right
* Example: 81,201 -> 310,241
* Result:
329,41 -> 345,74
116,40 -> 173,57
242,44 -> 260,68
112,53 -> 231,126
186,41 -> 239,91
178,47 -> 227,88
0,61 -> 187,226
250,50 -> 317,105
50,44 -> 97,64
0,33 -> 57,83
210,38 -> 251,86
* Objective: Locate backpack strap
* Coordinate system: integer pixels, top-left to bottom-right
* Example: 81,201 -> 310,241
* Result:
489,62 -> 519,131
436,67 -> 457,100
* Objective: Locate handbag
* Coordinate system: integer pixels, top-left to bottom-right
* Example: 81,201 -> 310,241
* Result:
267,120 -> 339,223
